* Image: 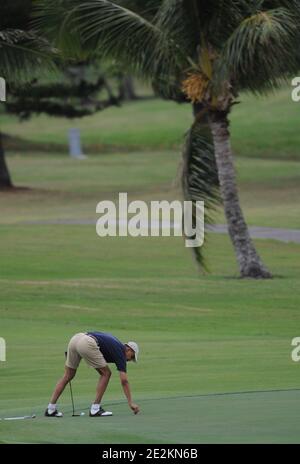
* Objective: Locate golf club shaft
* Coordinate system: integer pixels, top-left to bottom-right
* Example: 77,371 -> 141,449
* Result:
65,351 -> 76,416
69,380 -> 75,416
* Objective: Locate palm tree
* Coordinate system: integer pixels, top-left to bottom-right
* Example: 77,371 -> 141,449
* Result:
0,0 -> 55,189
34,0 -> 300,277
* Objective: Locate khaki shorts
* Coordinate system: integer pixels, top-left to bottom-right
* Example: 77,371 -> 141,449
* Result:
66,333 -> 107,370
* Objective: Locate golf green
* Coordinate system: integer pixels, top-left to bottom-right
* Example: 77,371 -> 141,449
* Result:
1,390 -> 300,443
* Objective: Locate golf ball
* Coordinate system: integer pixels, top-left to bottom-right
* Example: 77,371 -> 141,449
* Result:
80,412 -> 85,416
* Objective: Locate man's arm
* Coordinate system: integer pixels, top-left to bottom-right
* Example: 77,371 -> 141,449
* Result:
119,371 -> 140,414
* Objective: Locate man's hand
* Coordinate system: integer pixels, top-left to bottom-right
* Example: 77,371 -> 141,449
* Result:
129,402 -> 140,415
119,371 -> 140,414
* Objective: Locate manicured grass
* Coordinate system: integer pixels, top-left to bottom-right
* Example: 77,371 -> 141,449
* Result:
0,89 -> 300,443
0,117 -> 299,442
1,85 -> 300,159
1,392 -> 300,444
1,151 -> 300,228
0,226 -> 300,443
0,99 -> 193,151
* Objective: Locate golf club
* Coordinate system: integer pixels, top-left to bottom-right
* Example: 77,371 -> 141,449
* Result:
68,379 -> 81,416
64,351 -> 85,417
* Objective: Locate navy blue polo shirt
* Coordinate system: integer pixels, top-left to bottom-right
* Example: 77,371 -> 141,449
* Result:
87,332 -> 127,372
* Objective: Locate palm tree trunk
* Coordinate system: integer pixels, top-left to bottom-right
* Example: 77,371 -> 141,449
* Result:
0,132 -> 13,190
209,112 -> 272,278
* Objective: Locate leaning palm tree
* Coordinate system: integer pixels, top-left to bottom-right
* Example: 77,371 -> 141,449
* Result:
34,0 -> 300,277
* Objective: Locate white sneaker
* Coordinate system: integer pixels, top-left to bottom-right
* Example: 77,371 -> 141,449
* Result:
89,407 -> 113,417
45,408 -> 63,417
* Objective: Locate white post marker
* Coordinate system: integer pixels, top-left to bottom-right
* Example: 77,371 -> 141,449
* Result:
68,128 -> 86,159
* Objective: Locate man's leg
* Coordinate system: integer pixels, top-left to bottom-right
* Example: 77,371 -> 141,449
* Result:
77,335 -> 113,416
94,366 -> 111,404
45,367 -> 77,416
45,333 -> 83,417
50,366 -> 77,404
90,366 -> 112,416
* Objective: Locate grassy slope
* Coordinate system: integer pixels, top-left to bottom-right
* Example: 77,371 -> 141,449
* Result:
1,86 -> 300,160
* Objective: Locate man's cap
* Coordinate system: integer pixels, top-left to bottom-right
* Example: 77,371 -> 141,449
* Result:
125,341 -> 139,362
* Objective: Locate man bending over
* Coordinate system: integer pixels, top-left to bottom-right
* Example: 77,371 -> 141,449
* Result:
45,331 -> 140,417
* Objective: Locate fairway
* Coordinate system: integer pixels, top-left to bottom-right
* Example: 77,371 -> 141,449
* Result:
1,94 -> 300,444
1,390 -> 300,444
2,86 -> 300,160
0,224 -> 300,443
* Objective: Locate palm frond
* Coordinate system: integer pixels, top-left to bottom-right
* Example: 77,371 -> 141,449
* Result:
218,7 -> 300,93
0,29 -> 56,83
181,117 -> 221,271
155,0 -> 200,61
33,0 -> 194,94
199,0 -> 249,49
116,0 -> 160,19
262,0 -> 300,16
154,0 -> 248,61
32,0 -> 92,61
